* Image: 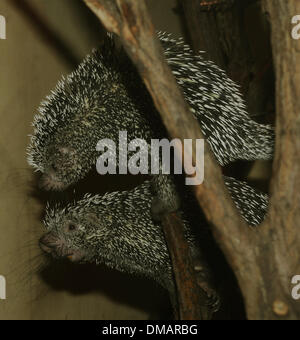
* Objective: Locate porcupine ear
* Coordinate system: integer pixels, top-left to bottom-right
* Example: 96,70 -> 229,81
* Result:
85,212 -> 117,229
99,31 -> 126,66
58,146 -> 76,156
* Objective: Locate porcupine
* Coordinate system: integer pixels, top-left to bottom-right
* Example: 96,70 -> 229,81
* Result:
39,177 -> 268,312
27,32 -> 274,196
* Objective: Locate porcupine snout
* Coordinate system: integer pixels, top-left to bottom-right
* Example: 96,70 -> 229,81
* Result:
38,169 -> 68,191
39,232 -> 65,257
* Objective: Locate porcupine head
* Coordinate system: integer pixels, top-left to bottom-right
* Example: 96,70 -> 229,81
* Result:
39,181 -> 223,312
39,184 -> 174,289
27,36 -> 152,191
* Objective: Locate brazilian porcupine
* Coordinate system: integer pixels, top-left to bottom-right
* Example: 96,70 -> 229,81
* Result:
27,32 -> 274,191
39,177 -> 268,310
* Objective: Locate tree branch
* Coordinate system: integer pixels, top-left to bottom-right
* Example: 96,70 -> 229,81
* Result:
163,213 -> 215,320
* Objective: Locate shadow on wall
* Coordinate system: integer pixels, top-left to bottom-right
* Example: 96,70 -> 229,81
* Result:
39,259 -> 172,320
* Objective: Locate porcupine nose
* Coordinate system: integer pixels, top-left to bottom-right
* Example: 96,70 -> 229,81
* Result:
38,174 -> 51,191
38,172 -> 67,191
39,233 -> 58,254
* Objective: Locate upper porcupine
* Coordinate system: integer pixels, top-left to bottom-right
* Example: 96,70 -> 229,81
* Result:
39,177 -> 268,311
27,32 -> 274,191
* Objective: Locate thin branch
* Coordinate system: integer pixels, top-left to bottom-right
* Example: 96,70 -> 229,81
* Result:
163,213 -> 214,320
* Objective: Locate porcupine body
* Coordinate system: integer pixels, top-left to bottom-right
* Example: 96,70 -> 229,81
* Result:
39,177 -> 268,309
27,32 -> 274,191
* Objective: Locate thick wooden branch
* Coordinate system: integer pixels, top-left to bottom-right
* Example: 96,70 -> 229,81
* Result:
229,0 -> 300,320
252,0 -> 300,319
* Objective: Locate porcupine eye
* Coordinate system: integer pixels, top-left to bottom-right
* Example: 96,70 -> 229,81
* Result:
67,223 -> 77,232
51,163 -> 58,172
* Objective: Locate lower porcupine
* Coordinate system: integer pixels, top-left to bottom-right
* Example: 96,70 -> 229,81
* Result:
39,177 -> 268,311
27,32 -> 274,191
